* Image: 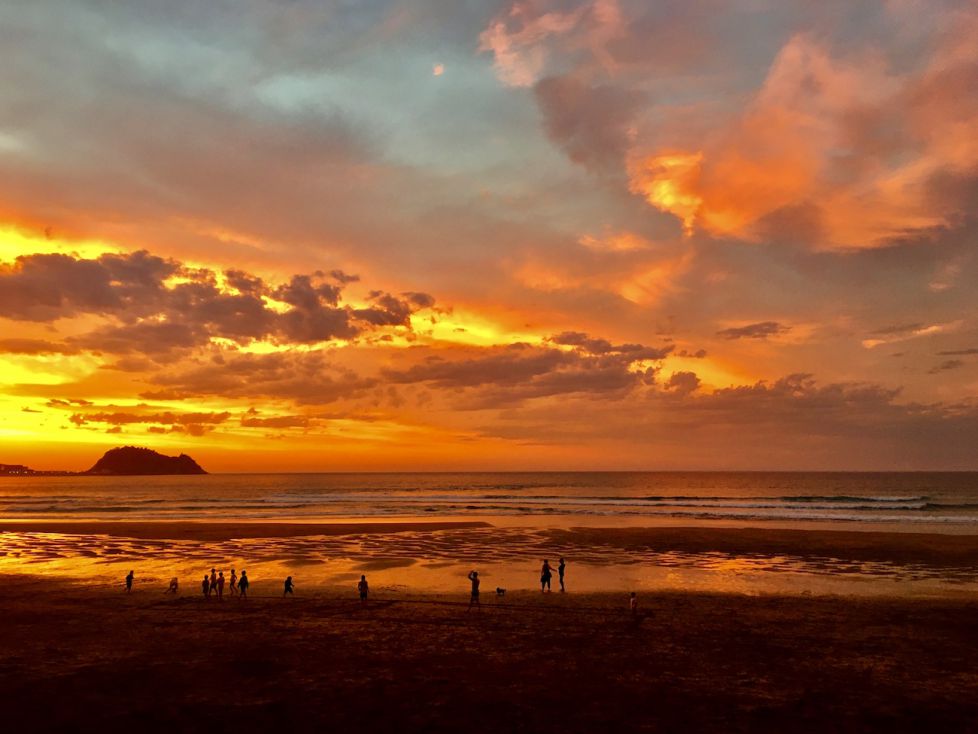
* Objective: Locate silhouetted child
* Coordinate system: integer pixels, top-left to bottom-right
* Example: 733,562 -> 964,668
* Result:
125,570 -> 134,594
540,559 -> 553,592
165,577 -> 179,594
558,557 -> 566,592
238,570 -> 249,598
216,571 -> 225,600
229,568 -> 238,596
283,576 -> 294,597
630,592 -> 638,620
468,570 -> 480,611
358,575 -> 369,603
202,575 -> 210,598
209,568 -> 218,597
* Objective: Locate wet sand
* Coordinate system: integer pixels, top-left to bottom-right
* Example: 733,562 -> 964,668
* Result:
548,526 -> 978,566
2,519 -> 976,565
0,573 -> 975,732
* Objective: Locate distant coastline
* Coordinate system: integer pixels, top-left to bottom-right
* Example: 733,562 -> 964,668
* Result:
0,446 -> 207,476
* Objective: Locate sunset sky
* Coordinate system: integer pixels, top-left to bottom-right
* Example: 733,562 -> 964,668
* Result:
1,0 -> 977,471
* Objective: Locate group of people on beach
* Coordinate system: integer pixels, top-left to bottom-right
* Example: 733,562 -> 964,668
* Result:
465,557 -> 568,610
198,567 -> 250,599
123,568 -> 368,602
121,556 -> 645,615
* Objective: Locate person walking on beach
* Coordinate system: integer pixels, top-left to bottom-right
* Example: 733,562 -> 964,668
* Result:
468,570 -> 481,611
358,575 -> 369,603
209,568 -> 218,597
629,592 -> 638,620
229,568 -> 238,596
238,570 -> 249,598
540,559 -> 554,593
165,577 -> 179,594
216,571 -> 225,600
283,576 -> 295,598
202,575 -> 211,598
558,557 -> 566,592
125,570 -> 134,594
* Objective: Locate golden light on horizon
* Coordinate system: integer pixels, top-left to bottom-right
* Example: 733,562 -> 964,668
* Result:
0,223 -> 122,262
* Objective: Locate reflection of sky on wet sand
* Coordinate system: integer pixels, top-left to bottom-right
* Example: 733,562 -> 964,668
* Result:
1,525 -> 975,599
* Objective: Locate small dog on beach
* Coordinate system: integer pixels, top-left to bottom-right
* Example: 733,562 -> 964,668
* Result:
495,587 -> 506,596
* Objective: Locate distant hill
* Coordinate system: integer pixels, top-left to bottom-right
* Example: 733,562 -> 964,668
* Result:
84,446 -> 207,476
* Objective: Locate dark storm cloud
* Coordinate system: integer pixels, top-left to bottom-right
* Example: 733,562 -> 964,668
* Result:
382,335 -> 670,406
71,322 -> 206,355
928,359 -> 965,374
533,74 -> 643,172
549,331 -> 672,359
69,410 -> 231,427
0,250 -> 437,354
240,414 -> 311,429
384,346 -> 571,389
0,338 -> 80,355
146,350 -> 377,405
0,251 -> 178,322
665,371 -> 700,395
68,408 -> 232,437
352,292 -> 415,327
715,322 -> 791,340
870,323 -> 925,337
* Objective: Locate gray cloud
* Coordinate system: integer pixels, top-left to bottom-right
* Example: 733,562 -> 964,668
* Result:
0,250 -> 436,355
716,322 -> 791,340
665,371 -> 701,395
929,359 -> 965,374
534,74 -> 643,172
146,350 -> 377,406
0,338 -> 80,355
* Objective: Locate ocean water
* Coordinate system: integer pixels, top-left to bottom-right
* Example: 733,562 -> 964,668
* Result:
1,471 -> 977,529
1,473 -> 977,595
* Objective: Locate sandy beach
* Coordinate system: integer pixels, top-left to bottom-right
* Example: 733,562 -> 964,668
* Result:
2,520 -> 976,730
0,573 -> 975,732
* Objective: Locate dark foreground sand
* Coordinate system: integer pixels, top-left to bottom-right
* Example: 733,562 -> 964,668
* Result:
1,574 -> 976,733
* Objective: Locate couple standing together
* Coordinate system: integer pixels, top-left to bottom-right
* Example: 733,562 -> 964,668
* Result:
540,557 -> 565,593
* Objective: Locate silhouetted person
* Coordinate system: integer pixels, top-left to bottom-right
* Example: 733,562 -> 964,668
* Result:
238,570 -> 249,598
540,559 -> 553,592
165,577 -> 179,594
202,575 -> 210,598
125,570 -> 134,594
468,570 -> 480,611
209,568 -> 218,597
558,557 -> 566,592
216,571 -> 225,600
283,576 -> 294,597
358,575 -> 369,603
229,568 -> 238,596
630,592 -> 638,620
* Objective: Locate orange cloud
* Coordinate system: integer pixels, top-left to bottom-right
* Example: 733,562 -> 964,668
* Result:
628,24 -> 978,248
479,0 -> 623,87
627,152 -> 703,235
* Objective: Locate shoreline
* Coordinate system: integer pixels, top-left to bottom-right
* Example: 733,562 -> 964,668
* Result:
1,519 -> 976,564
